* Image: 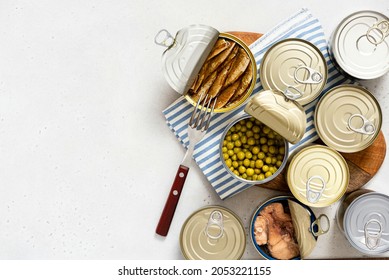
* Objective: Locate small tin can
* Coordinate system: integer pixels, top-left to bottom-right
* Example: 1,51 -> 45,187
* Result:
155,25 -> 257,113
287,145 -> 349,208
329,10 -> 389,79
260,38 -> 327,106
180,206 -> 246,260
250,196 -> 329,260
337,191 -> 389,255
315,85 -> 382,153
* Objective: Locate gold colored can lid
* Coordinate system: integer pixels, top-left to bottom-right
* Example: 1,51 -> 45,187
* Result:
315,85 -> 382,153
260,38 -> 327,106
244,90 -> 306,144
287,145 -> 349,208
180,206 -> 246,260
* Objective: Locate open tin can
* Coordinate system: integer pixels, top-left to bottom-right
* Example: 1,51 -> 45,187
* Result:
250,196 -> 329,260
219,88 -> 307,185
180,206 -> 246,260
329,10 -> 389,79
336,191 -> 389,255
260,38 -> 327,106
155,24 -> 257,113
286,145 -> 349,208
315,85 -> 382,153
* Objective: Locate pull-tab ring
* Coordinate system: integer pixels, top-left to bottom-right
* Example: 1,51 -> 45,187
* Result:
283,85 -> 303,101
348,114 -> 376,135
364,219 -> 383,250
311,214 -> 330,237
306,175 -> 326,204
205,210 -> 224,240
154,29 -> 175,48
366,20 -> 389,45
294,65 -> 323,84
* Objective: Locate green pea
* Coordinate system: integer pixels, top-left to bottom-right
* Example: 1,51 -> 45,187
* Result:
255,159 -> 264,169
262,165 -> 269,172
260,137 -> 267,145
258,152 -> 265,159
247,137 -> 255,146
238,166 -> 246,174
245,151 -> 252,159
265,171 -> 272,178
227,150 -> 234,156
258,174 -> 265,180
225,159 -> 232,167
265,157 -> 272,164
243,159 -> 250,167
226,142 -> 234,150
237,151 -> 245,160
262,145 -> 269,153
231,133 -> 239,141
276,160 -> 282,167
246,168 -> 254,176
232,161 -> 239,168
222,147 -> 228,153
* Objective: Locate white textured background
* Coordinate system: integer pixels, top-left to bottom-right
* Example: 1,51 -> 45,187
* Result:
0,0 -> 388,259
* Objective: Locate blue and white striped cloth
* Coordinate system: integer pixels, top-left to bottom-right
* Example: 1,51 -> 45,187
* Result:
163,8 -> 354,200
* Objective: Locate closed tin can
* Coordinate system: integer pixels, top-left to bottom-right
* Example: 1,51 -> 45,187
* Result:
315,85 -> 382,153
329,10 -> 389,79
155,25 -> 257,113
287,145 -> 349,208
180,206 -> 246,260
337,191 -> 389,255
260,38 -> 327,106
250,196 -> 329,260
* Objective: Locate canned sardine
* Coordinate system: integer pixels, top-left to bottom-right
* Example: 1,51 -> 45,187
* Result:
180,206 -> 245,260
315,85 -> 382,153
329,10 -> 389,79
337,191 -> 389,255
286,145 -> 349,208
260,38 -> 327,105
155,25 -> 257,113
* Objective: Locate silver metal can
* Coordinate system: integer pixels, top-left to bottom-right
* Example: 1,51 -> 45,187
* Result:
180,206 -> 246,260
260,38 -> 327,106
337,191 -> 389,255
315,85 -> 382,153
329,10 -> 389,79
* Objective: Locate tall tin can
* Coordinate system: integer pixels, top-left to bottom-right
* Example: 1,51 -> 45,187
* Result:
337,191 -> 389,255
260,38 -> 327,106
286,145 -> 349,208
329,10 -> 389,79
315,85 -> 382,153
180,206 -> 246,260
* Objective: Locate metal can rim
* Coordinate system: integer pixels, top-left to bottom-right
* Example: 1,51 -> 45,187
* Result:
179,205 -> 246,260
219,114 -> 289,185
259,38 -> 328,106
314,84 -> 382,153
184,32 -> 257,113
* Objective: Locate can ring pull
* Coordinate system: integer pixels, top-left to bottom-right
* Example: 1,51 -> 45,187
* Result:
154,29 -> 175,48
205,210 -> 224,240
306,175 -> 326,204
366,20 -> 389,45
283,85 -> 303,101
348,114 -> 376,135
311,214 -> 330,237
294,65 -> 323,84
364,219 -> 383,250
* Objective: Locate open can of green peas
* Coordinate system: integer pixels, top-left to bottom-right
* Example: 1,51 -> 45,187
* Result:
219,90 -> 306,185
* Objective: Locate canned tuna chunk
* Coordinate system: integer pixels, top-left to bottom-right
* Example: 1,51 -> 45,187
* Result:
337,191 -> 389,255
329,10 -> 389,79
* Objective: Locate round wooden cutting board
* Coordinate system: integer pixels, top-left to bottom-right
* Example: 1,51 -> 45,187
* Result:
228,31 -> 387,194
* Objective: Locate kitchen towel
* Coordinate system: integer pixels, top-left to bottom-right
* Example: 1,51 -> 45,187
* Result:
162,8 -> 354,200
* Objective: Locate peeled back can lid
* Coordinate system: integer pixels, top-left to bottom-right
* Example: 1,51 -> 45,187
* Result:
155,25 -> 219,94
330,10 -> 389,79
244,90 -> 306,144
315,85 -> 382,153
180,206 -> 246,260
344,193 -> 389,255
287,145 -> 349,207
260,38 -> 327,106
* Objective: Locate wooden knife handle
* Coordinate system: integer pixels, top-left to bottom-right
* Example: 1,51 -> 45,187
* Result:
156,164 -> 189,236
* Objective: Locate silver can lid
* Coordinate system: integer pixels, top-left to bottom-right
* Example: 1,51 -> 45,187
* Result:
155,25 -> 219,94
331,10 -> 389,79
344,193 -> 389,255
